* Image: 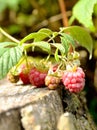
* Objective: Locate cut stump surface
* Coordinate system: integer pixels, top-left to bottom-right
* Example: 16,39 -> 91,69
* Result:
0,78 -> 97,130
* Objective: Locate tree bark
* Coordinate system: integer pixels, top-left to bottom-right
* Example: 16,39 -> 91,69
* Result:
0,78 -> 96,130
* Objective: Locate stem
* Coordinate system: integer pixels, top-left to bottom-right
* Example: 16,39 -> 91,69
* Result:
23,43 -> 33,50
0,27 -> 20,44
12,56 -> 25,74
45,54 -> 50,62
24,50 -> 29,68
58,0 -> 68,27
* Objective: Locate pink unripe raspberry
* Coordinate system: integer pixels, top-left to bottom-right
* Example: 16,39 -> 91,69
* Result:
29,68 -> 47,87
45,75 -> 61,89
62,67 -> 85,93
7,71 -> 19,83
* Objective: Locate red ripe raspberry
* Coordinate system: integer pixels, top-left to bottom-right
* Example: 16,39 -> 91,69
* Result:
19,64 -> 31,85
45,75 -> 61,89
28,68 -> 47,87
62,67 -> 85,93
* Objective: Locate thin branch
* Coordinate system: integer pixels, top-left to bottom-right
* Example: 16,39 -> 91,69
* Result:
0,28 -> 20,44
58,0 -> 68,27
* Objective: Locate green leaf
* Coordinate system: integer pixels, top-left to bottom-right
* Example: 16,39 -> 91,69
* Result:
62,26 -> 93,59
0,48 -> 9,57
0,42 -> 17,48
34,32 -> 51,42
20,32 -> 39,45
33,41 -> 51,54
20,30 -> 52,45
35,28 -> 53,42
70,0 -> 97,32
61,36 -> 70,55
38,28 -> 53,35
60,33 -> 76,47
52,43 -> 65,55
0,46 -> 23,79
0,42 -> 17,57
94,3 -> 97,16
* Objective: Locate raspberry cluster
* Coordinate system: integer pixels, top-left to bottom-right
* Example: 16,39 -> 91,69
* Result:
7,59 -> 85,93
62,67 -> 85,93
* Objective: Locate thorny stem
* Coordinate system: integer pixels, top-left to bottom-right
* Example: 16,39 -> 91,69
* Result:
58,0 -> 68,27
0,27 -> 20,44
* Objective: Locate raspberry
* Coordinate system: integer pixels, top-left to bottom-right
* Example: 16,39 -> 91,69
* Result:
62,67 -> 85,93
28,68 -> 47,87
45,64 -> 62,89
19,64 -> 31,85
45,75 -> 61,89
7,71 -> 19,83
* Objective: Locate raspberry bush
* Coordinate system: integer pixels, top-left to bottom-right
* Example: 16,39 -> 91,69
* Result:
0,26 -> 93,93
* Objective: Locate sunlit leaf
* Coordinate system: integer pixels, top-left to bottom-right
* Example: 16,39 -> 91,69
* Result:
34,32 -> 51,42
35,28 -> 53,42
70,0 -> 97,32
20,32 -> 39,44
94,3 -> 97,16
38,28 -> 53,35
20,31 -> 52,44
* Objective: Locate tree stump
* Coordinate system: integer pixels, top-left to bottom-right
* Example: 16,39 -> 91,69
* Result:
0,78 -> 97,130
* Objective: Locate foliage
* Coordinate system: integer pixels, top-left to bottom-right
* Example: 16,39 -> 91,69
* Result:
62,26 -> 93,59
0,0 -> 97,125
0,0 -> 30,12
0,0 -> 20,12
69,0 -> 97,32
0,26 -> 93,80
0,45 -> 23,79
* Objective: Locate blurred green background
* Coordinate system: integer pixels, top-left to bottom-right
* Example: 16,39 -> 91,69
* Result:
0,0 -> 97,125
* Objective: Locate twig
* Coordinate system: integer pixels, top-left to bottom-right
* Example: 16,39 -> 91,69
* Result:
58,0 -> 68,27
0,27 -> 20,44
